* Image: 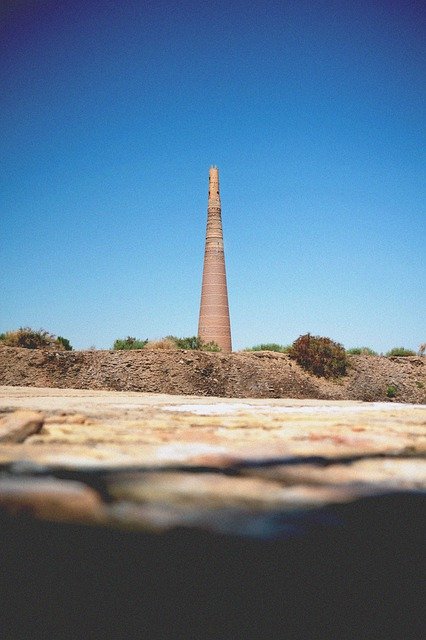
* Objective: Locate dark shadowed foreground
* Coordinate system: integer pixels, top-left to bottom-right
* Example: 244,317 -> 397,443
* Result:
0,493 -> 424,640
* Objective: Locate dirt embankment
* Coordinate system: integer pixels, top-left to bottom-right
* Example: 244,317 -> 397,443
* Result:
0,347 -> 426,403
0,346 -> 424,403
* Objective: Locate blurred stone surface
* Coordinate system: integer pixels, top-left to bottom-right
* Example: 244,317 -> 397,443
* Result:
0,386 -> 424,535
0,476 -> 104,523
0,387 -> 424,639
244,457 -> 426,489
107,471 -> 369,509
0,387 -> 424,472
0,410 -> 44,442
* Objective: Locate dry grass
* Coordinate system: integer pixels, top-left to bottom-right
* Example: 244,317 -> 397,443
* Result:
144,338 -> 178,351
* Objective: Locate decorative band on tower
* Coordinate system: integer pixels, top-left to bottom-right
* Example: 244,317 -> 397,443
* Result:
198,166 -> 232,352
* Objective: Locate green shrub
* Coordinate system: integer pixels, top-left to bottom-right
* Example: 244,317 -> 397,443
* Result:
289,333 -> 347,378
346,347 -> 378,356
113,336 -> 148,350
245,343 -> 291,353
385,347 -> 416,357
57,336 -> 73,351
0,327 -> 68,350
200,341 -> 221,352
386,385 -> 397,398
167,335 -> 203,350
167,336 -> 221,352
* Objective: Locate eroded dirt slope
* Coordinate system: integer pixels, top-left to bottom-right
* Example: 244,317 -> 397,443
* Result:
0,346 -> 424,403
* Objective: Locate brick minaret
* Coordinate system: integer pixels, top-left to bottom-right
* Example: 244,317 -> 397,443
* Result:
198,166 -> 232,352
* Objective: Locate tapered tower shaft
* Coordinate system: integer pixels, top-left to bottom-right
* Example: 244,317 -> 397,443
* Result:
198,166 -> 232,352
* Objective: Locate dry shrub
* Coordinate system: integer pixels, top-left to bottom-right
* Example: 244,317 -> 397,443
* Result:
245,343 -> 291,353
167,335 -> 221,351
346,347 -> 377,356
289,333 -> 347,378
0,327 -> 66,350
386,347 -> 416,357
144,338 -> 178,351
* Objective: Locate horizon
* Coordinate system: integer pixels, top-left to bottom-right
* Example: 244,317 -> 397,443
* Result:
1,1 -> 424,353
0,328 -> 423,356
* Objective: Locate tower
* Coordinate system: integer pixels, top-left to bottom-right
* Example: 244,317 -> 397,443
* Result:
198,166 -> 232,352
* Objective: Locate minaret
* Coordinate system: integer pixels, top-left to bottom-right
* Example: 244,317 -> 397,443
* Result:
198,166 -> 232,352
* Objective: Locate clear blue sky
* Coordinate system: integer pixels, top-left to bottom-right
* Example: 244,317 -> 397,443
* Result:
1,0 -> 424,352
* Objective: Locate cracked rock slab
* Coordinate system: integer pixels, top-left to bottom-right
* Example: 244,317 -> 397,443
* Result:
0,387 -> 424,534
0,390 -> 424,471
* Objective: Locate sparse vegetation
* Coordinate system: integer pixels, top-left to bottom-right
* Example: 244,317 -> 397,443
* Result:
0,334 -> 424,402
245,343 -> 291,353
346,347 -> 378,356
386,347 -> 416,357
110,335 -> 222,351
113,337 -> 148,350
144,338 -> 178,350
0,327 -> 71,351
167,336 -> 221,352
167,336 -> 203,350
289,333 -> 347,378
386,384 -> 398,398
201,341 -> 221,352
57,336 -> 73,351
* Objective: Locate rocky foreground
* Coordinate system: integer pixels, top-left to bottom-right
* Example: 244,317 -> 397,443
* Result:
0,386 -> 425,639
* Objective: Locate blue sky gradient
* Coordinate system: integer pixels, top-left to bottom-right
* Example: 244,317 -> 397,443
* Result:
1,0 -> 424,351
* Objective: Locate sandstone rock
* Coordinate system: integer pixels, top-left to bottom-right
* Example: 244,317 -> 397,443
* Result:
0,410 -> 44,442
0,476 -> 104,523
243,458 -> 426,490
0,387 -> 424,537
0,389 -> 424,470
44,413 -> 87,424
106,471 -> 372,512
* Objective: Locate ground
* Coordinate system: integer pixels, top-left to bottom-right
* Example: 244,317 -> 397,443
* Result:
0,346 -> 425,402
0,385 -> 424,526
0,385 -> 424,639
